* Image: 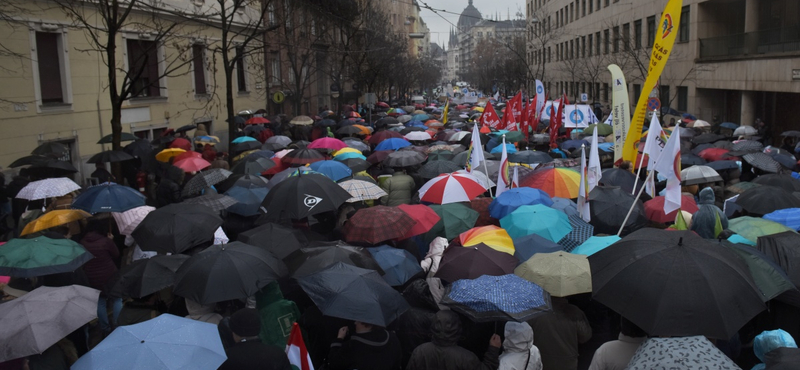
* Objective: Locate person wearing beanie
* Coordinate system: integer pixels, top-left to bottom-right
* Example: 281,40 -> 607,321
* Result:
218,308 -> 291,370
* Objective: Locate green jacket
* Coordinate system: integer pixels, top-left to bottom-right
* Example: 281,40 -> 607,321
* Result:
380,173 -> 416,206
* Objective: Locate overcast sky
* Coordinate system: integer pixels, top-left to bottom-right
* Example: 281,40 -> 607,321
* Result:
420,0 -> 527,49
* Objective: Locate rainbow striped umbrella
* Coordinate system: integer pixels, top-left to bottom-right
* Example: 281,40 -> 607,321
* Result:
520,168 -> 582,199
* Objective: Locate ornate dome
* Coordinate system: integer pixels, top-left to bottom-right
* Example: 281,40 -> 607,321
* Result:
457,0 -> 482,31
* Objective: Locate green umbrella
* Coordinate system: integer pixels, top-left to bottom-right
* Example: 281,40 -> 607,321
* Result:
728,216 -> 795,243
584,123 -> 613,136
719,240 -> 796,301
503,131 -> 525,143
0,236 -> 93,277
423,203 -> 479,242
426,150 -> 454,162
500,204 -> 572,242
97,132 -> 138,144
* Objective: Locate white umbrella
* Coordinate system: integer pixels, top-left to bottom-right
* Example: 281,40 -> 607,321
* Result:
680,165 -> 723,186
734,125 -> 758,137
111,206 -> 156,235
15,177 -> 81,200
339,179 -> 387,202
405,132 -> 432,141
690,119 -> 710,128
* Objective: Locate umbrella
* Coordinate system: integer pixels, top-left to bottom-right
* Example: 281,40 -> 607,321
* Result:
333,151 -> 367,162
342,138 -> 369,151
72,183 -> 146,213
489,188 -> 553,219
375,138 -> 411,151
727,181 -> 761,195
405,131 -> 431,141
183,193 -> 238,212
8,155 -> 49,168
557,214 -> 595,252
290,115 -> 314,125
729,216 -> 796,243
169,138 -> 193,151
155,148 -> 186,162
734,125 -> 758,136
106,255 -> 191,298
584,123 -> 613,136
132,203 -> 223,254
181,168 -> 233,196
31,141 -> 68,156
598,168 -> 641,195
756,231 -> 800,286
0,236 -> 93,277
309,160 -> 352,182
589,186 -> 648,235
173,242 -> 288,304
0,285 -> 99,363
736,186 -> 800,215
589,229 -> 765,339
285,241 -> 384,277
743,152 -> 782,173
763,208 -> 800,231
419,172 -> 486,204
87,150 -> 134,164
626,336 -> 741,369
337,125 -> 363,136
692,133 -> 725,144
697,147 -> 731,162
175,124 -> 198,133
383,150 -> 427,167
560,139 -> 589,152
343,206 -> 416,244
20,209 -> 91,236
111,206 -> 156,236
232,153 -> 276,175
706,160 -> 740,172
459,225 -> 515,255
721,122 -> 740,129
397,204 -> 440,238
520,168 -> 582,198
15,177 -> 80,201
732,140 -> 764,152
422,203 -> 479,241
426,150 -> 455,162
435,243 -> 518,283
261,173 -> 352,220
501,204 -> 572,241
173,157 -> 211,172
237,222 -> 307,260
515,251 -> 592,297
367,245 -> 424,286
308,137 -> 347,151
451,150 -> 491,167
442,274 -> 551,322
508,150 -> 553,164
215,173 -> 269,194
26,159 -> 79,177
570,235 -> 621,256
367,130 -> 404,145
418,160 -> 461,179
72,314 -> 226,370
340,157 -> 371,173
490,143 -> 517,154
681,153 -> 708,167
513,234 -> 564,262
719,240 -> 796,301
298,262 -> 409,327
265,135 -> 292,146
231,136 -> 258,144
231,141 -> 263,154
281,148 -> 326,165
644,195 -> 699,223
339,179 -> 387,202
752,174 -> 800,192
246,116 -> 270,125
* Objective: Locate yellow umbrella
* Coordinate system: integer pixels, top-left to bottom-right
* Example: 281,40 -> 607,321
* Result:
233,149 -> 259,162
21,210 -> 92,236
333,147 -> 362,157
156,148 -> 186,162
471,107 -> 485,113
459,225 -> 515,255
514,251 -> 592,297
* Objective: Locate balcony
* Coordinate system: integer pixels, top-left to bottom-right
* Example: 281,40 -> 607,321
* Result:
699,26 -> 800,60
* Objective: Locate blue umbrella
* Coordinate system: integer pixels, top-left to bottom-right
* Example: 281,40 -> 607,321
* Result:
333,152 -> 367,161
706,160 -> 740,171
513,234 -> 563,263
763,208 -> 800,231
406,120 -> 426,127
727,234 -> 756,246
560,139 -> 590,152
375,138 -> 411,151
682,113 -> 698,120
71,314 -> 226,370
309,160 -> 353,182
489,188 -> 553,219
441,274 -> 551,322
413,114 -> 430,121
570,235 -> 621,256
557,214 -> 595,252
232,136 -> 258,143
500,205 -> 572,241
490,143 -> 517,154
598,142 -> 614,152
720,122 -> 739,129
549,197 -> 579,217
72,183 -> 145,213
366,245 -> 423,286
225,186 -> 269,216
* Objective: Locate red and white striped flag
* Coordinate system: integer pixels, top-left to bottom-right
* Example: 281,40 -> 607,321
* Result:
286,323 -> 314,370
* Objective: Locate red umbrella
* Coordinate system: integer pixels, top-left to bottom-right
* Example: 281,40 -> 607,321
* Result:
173,150 -> 202,163
262,158 -> 287,175
343,206 -> 416,244
643,195 -> 699,223
169,138 -> 192,151
308,137 -> 347,151
368,130 -> 404,145
173,157 -> 211,172
246,117 -> 270,125
698,148 -> 731,162
419,173 -> 486,204
469,197 -> 499,227
397,204 -> 441,239
376,102 -> 390,108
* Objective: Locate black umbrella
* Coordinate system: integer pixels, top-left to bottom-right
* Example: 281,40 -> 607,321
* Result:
150,135 -> 175,146
261,173 -> 352,221
731,140 -> 764,152
31,142 -> 69,156
232,155 -> 276,175
781,130 -> 800,138
418,160 -> 461,179
426,150 -> 455,162
599,168 -> 641,195
691,143 -> 714,155
743,152 -> 782,173
752,174 -> 800,192
173,242 -> 288,305
243,125 -> 266,135
383,151 -> 426,167
336,126 -> 363,136
181,168 -> 233,197
589,229 -> 765,339
435,243 -> 518,284
458,133 -> 490,149
318,119 -> 337,127
231,141 -> 261,154
86,150 -> 135,164
182,193 -> 239,212
756,231 -> 800,286
106,255 -> 190,298
508,150 -> 553,164
297,262 -> 409,327
124,139 -> 154,158
706,160 -> 740,171
339,158 -> 370,173
451,150 -> 492,167
400,127 -> 426,135
27,159 -> 78,178
237,222 -> 308,260
262,142 -> 286,151
132,203 -> 223,254
214,174 -> 269,194
589,186 -> 648,236
680,153 -> 707,167
97,132 -> 138,144
281,148 -> 325,165
9,155 -> 50,168
175,124 -> 198,133
284,241 -> 384,277
692,133 -> 725,145
736,186 -> 800,215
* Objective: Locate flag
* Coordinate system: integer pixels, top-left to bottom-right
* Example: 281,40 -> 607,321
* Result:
286,323 -> 314,370
653,126 -> 682,215
588,128 -> 602,192
608,64 -> 631,164
493,91 -> 500,101
442,100 -> 449,125
480,101 -> 502,129
548,103 -> 558,147
534,80 -> 545,116
549,93 -> 567,148
604,111 -> 613,126
519,97 -> 529,137
502,93 -> 522,131
578,144 -> 590,222
496,136 -> 511,197
642,114 -> 667,196
466,122 -> 485,173
512,165 -> 520,188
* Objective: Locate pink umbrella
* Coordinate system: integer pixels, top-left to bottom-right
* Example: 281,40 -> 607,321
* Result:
308,137 -> 347,151
419,173 -> 487,204
173,157 -> 211,172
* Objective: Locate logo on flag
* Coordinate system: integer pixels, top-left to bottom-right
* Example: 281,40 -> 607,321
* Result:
500,157 -> 510,186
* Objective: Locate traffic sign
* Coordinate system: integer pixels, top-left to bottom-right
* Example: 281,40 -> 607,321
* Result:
272,91 -> 285,104
647,97 -> 661,111
580,93 -> 588,102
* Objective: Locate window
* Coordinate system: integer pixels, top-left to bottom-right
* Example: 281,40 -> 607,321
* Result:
569,4 -> 573,22
595,83 -> 600,101
677,86 -> 688,112
582,0 -> 586,16
268,3 -> 276,26
588,34 -> 593,56
589,0 -> 593,13
487,32 -> 492,38
569,39 -> 574,59
192,45 -> 207,95
35,32 -> 66,104
623,23 -> 630,51
235,46 -> 247,92
127,39 -> 161,97
133,126 -> 168,141
633,84 -> 642,103
595,31 -> 601,55
679,6 -> 690,43
581,36 -> 586,57
478,32 -> 483,38
634,20 -> 642,49
660,85 -> 671,107
603,83 -> 609,101
270,52 -> 280,86
613,26 -> 619,52
603,29 -> 610,54
605,0 -> 609,6
647,16 -> 656,46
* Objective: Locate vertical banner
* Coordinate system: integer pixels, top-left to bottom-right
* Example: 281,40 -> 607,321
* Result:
535,80 -> 545,115
608,64 -> 631,164
622,0 -> 683,164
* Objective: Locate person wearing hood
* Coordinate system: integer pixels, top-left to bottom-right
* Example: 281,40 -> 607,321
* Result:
326,321 -> 402,370
498,322 -> 542,370
155,165 -> 183,207
527,297 -> 592,370
751,329 -> 798,370
690,187 -> 728,239
406,310 -> 501,370
193,123 -> 209,139
185,299 -> 222,325
79,219 -> 121,335
587,317 -> 647,370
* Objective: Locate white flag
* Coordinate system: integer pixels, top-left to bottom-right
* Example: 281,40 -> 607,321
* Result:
603,111 -> 613,126
587,129 -> 602,192
535,80 -> 545,115
495,136 -> 510,197
642,114 -> 667,169
512,166 -> 520,188
653,126 -> 682,215
466,123 -> 485,173
578,145 -> 590,222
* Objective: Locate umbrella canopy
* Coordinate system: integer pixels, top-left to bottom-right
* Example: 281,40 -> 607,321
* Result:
681,165 -> 723,185
173,242 -> 288,304
729,216 -> 796,243
515,251 -> 592,297
31,141 -> 69,156
338,179 -> 387,202
736,186 -> 800,215
20,209 -> 91,236
752,174 -> 800,192
16,177 -> 81,201
489,188 -> 553,219
589,186 -> 648,235
266,135 -> 292,146
570,235 -> 621,256
132,203 -> 223,254
261,173 -> 352,220
181,168 -> 233,197
367,245 -> 423,286
375,138 -> 411,151
298,262 -> 409,327
550,197 -> 579,217
383,150 -> 427,167
459,225 -> 515,255
763,208 -> 800,231
183,193 -> 238,212
308,137 -> 347,151
27,159 -> 78,177
442,274 -> 551,322
72,314 -> 226,370
697,147 -> 731,162
342,138 -> 369,151
508,150 -> 553,164
284,241 -> 383,277
734,125 -> 758,136
627,336 -> 741,369
237,222 -> 307,260
106,255 -> 191,298
418,160 -> 461,179
343,206 -> 416,244
173,157 -> 211,172
397,204 -> 440,238
87,150 -> 135,164
0,236 -> 93,278
557,214 -> 595,252
281,148 -> 326,165
72,183 -> 146,213
501,204 -> 572,241
731,140 -> 764,152
435,242 -> 518,283
692,133 -> 726,144
419,172 -> 486,204
8,155 -> 50,168
423,203 -> 479,241
156,148 -> 186,162
426,149 -> 455,162
231,136 -> 258,144
368,130 -> 405,145
584,123 -> 613,136
405,131 -> 432,141
111,206 -> 156,236
309,160 -> 352,182
589,229 -> 765,339
719,240 -> 796,301
520,168 -> 582,198
598,168 -> 638,194
333,151 -> 367,161
743,152 -> 782,173
337,125 -> 363,136
756,231 -> 800,286
644,195 -> 699,223
0,285 -> 99,363
290,115 -> 314,125
513,234 -> 564,262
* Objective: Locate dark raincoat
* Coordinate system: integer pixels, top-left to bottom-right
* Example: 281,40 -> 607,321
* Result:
406,311 -> 500,370
327,328 -> 403,370
690,187 -> 728,239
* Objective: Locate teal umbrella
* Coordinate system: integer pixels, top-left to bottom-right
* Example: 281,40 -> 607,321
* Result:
570,235 -> 621,256
728,216 -> 796,243
423,203 -> 479,242
500,205 -> 572,242
333,152 -> 367,161
232,136 -> 258,144
0,236 -> 93,277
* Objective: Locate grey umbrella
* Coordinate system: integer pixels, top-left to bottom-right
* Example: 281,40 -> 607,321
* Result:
418,160 -> 462,179
508,150 -> 554,164
451,150 -> 492,167
627,336 -> 741,370
680,165 -> 723,186
182,168 -> 233,197
743,152 -> 782,173
732,140 -> 764,152
265,135 -> 292,146
0,285 -> 99,362
342,138 -> 369,152
383,151 -> 426,167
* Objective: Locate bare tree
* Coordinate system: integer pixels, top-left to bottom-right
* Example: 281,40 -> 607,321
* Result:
527,4 -> 564,82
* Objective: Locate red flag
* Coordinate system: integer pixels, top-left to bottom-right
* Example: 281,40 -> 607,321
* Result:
480,101 -> 502,129
549,93 -> 568,148
519,98 -> 529,137
501,93 -> 522,131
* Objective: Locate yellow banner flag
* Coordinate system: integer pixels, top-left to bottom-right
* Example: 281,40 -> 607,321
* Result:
622,0 -> 683,164
442,100 -> 449,125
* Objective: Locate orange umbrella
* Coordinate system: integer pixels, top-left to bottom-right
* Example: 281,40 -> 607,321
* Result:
352,124 -> 371,135
520,168 -> 581,198
459,225 -> 515,255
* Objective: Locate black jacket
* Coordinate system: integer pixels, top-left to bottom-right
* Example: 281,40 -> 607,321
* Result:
406,311 -> 500,370
218,339 -> 291,370
765,347 -> 800,369
327,328 -> 403,370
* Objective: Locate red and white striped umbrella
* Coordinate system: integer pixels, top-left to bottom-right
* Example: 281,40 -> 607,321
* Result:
419,172 -> 487,204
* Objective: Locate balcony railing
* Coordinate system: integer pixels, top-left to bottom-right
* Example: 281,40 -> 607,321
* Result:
699,26 -> 800,59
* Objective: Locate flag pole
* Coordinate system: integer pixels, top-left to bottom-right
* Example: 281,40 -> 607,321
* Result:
631,151 -> 648,195
617,171 -> 653,236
